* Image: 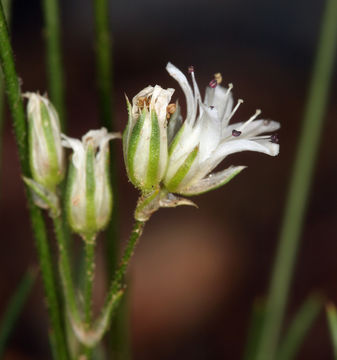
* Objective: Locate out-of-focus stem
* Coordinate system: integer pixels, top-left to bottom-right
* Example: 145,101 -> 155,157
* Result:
256,0 -> 337,359
0,4 -> 69,359
41,0 -> 66,130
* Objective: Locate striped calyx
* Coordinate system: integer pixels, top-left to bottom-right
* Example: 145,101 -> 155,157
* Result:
123,85 -> 174,193
62,128 -> 121,238
26,93 -> 65,191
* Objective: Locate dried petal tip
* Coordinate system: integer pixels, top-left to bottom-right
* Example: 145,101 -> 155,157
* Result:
209,79 -> 217,88
188,65 -> 194,73
232,129 -> 242,137
270,134 -> 279,144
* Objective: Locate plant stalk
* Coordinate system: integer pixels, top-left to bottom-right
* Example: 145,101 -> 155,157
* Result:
0,4 -> 69,359
41,0 -> 66,130
256,0 -> 337,358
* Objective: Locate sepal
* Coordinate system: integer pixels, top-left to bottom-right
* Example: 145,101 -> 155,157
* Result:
135,189 -> 197,222
23,176 -> 60,217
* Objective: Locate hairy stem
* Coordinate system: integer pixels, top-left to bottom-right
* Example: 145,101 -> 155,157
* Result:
0,4 -> 69,359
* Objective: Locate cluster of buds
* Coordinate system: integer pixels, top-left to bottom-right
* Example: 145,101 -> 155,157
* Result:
25,93 -> 120,238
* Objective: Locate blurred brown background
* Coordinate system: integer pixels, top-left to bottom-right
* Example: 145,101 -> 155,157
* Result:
0,0 -> 337,359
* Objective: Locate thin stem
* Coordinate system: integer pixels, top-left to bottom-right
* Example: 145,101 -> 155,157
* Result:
0,5 -> 69,359
92,1 -> 123,355
41,0 -> 66,130
92,0 -> 118,280
52,215 -> 80,322
84,238 -> 96,326
0,0 -> 12,186
93,220 -> 145,344
256,0 -> 337,359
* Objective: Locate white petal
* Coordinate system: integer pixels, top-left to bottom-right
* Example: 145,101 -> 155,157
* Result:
204,85 -> 234,125
214,138 -> 280,163
61,134 -> 85,170
150,85 -> 175,125
222,119 -> 280,139
166,62 -> 196,126
198,106 -> 221,162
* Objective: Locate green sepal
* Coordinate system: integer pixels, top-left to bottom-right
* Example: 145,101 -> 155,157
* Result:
145,111 -> 160,191
165,145 -> 199,192
85,143 -> 97,238
126,108 -> 147,187
22,176 -> 60,217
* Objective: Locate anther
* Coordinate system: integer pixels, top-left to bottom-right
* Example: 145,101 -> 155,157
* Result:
166,103 -> 177,119
188,65 -> 194,74
270,134 -> 279,144
263,119 -> 271,126
209,79 -> 217,88
214,73 -> 222,84
232,129 -> 241,137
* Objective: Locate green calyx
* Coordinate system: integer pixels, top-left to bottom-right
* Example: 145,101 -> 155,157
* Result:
164,146 -> 199,193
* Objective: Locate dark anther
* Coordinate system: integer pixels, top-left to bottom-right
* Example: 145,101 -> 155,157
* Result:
270,134 -> 279,143
209,79 -> 217,88
210,106 -> 214,109
232,129 -> 242,137
188,66 -> 194,73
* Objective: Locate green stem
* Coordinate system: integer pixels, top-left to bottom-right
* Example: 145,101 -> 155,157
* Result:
0,4 -> 69,359
53,215 -> 79,322
41,0 -> 66,130
92,0 -> 123,356
256,0 -> 337,359
0,0 -> 12,185
92,0 -> 118,281
84,238 -> 96,326
93,220 -> 145,345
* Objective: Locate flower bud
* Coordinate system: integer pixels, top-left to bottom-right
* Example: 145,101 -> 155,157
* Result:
123,85 -> 174,193
62,128 -> 120,238
26,93 -> 65,191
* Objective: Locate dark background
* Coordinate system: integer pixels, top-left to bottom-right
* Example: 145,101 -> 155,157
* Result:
1,0 -> 337,359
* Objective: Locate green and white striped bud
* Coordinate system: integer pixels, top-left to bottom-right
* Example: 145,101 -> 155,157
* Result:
26,93 -> 65,191
123,85 -> 174,193
62,128 -> 120,238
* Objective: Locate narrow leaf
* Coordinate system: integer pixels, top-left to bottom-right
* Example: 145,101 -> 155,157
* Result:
243,298 -> 265,360
327,302 -> 337,360
0,269 -> 36,357
277,295 -> 322,360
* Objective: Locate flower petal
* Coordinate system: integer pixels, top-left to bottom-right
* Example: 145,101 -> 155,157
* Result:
179,165 -> 246,196
222,119 -> 280,139
214,138 -> 280,164
166,62 -> 196,126
204,85 -> 234,125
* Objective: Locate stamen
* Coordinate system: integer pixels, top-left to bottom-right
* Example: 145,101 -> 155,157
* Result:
226,83 -> 233,95
188,65 -> 194,74
214,73 -> 222,84
166,103 -> 177,119
225,99 -> 244,123
237,109 -> 261,132
232,129 -> 241,137
209,79 -> 217,88
270,134 -> 279,144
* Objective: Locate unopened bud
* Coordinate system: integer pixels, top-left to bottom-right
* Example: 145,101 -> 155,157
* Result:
62,128 -> 120,238
26,93 -> 65,191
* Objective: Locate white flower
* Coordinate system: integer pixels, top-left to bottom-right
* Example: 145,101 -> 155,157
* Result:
62,128 -> 120,238
123,85 -> 175,193
163,63 -> 280,196
26,93 -> 65,191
